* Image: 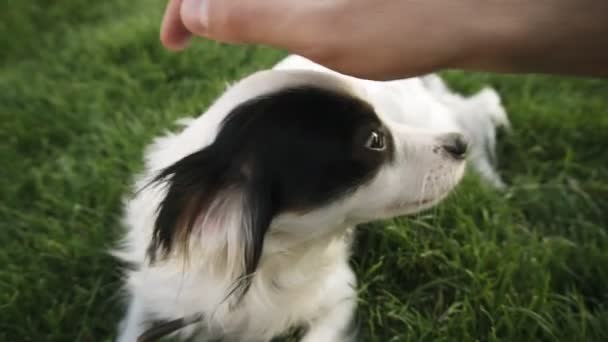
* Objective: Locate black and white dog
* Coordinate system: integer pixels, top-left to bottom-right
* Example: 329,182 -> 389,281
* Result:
113,55 -> 509,341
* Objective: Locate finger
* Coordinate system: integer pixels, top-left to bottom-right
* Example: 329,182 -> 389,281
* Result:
179,0 -> 209,37
201,0 -> 326,48
160,0 -> 192,50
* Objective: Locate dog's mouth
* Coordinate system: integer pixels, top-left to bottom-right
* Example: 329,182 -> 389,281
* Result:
389,164 -> 466,215
387,190 -> 452,214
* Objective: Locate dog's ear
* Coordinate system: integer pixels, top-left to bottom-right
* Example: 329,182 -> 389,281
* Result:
147,147 -> 275,296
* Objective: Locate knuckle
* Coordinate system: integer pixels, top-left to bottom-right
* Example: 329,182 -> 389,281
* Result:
208,3 -> 252,42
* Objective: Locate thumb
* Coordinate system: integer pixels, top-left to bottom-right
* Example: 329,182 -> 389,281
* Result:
161,0 -> 332,52
161,0 -> 192,50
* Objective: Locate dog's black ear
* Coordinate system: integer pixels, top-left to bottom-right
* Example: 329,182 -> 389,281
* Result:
235,176 -> 275,294
147,147 -> 276,299
147,147 -> 229,262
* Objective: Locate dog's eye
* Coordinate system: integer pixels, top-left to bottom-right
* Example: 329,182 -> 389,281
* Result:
365,130 -> 385,151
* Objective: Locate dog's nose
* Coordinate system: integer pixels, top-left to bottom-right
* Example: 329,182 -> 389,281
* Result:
440,133 -> 468,160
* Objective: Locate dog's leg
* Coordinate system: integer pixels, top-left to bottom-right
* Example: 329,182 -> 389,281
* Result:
117,294 -> 148,342
300,268 -> 358,342
301,295 -> 357,342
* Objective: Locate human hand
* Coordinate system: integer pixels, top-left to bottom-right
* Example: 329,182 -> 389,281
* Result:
160,0 -> 608,80
160,0 -> 483,80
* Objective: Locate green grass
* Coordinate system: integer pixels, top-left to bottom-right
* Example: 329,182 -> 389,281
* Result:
1,1 -> 607,341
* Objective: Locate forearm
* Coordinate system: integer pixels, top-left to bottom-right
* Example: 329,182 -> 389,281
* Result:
454,0 -> 608,76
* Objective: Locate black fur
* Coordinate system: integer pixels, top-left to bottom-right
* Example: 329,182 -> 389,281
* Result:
148,86 -> 393,297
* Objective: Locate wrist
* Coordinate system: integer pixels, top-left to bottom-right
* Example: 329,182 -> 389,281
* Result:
447,0 -> 608,76
444,0 -> 527,73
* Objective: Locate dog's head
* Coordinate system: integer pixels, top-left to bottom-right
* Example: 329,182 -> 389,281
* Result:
147,71 -> 467,296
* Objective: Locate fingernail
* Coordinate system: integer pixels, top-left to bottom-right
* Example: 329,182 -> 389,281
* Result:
181,0 -> 209,35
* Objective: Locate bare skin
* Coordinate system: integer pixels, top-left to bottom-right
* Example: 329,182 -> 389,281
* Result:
160,0 -> 608,80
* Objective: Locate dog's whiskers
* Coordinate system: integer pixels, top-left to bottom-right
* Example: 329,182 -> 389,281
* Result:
416,171 -> 431,206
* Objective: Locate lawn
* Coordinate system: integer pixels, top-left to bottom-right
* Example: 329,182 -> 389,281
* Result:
1,1 -> 608,341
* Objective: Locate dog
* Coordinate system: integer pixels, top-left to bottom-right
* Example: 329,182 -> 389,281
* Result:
112,55 -> 509,342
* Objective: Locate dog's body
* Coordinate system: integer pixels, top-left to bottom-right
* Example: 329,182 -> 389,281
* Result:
113,55 -> 509,341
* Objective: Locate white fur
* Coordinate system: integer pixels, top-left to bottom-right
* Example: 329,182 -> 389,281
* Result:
113,55 -> 509,341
